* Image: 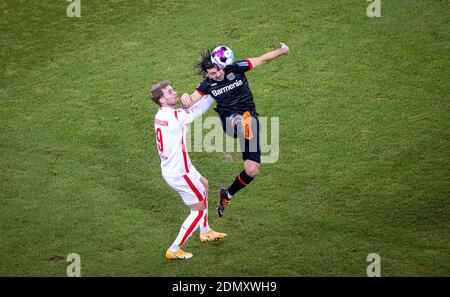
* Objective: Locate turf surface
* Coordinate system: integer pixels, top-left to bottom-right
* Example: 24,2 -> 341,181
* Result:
0,0 -> 449,276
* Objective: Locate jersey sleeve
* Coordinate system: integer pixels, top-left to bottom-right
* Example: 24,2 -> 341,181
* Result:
233,59 -> 253,73
174,108 -> 195,126
195,79 -> 210,96
189,95 -> 215,120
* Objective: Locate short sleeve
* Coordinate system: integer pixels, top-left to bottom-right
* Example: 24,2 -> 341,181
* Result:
233,59 -> 253,73
195,79 -> 210,96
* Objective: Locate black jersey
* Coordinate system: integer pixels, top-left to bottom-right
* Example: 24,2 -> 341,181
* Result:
195,59 -> 257,117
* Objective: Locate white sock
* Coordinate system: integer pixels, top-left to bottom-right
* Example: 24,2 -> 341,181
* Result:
171,210 -> 203,249
199,198 -> 210,233
168,244 -> 180,253
200,209 -> 210,233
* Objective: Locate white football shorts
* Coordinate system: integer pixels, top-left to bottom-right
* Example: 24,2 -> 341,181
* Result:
163,168 -> 206,206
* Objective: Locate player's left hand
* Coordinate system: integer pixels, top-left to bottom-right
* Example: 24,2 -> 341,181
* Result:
279,43 -> 289,55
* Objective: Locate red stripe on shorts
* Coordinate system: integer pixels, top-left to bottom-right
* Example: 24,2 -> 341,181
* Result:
183,174 -> 204,202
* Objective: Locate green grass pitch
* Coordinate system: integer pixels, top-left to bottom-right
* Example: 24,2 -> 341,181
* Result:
0,0 -> 449,276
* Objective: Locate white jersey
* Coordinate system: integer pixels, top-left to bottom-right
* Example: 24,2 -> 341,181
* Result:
154,96 -> 214,178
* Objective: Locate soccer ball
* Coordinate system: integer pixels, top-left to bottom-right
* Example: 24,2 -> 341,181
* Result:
210,46 -> 234,68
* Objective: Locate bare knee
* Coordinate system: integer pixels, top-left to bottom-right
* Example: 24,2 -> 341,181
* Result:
189,201 -> 206,211
244,162 -> 260,178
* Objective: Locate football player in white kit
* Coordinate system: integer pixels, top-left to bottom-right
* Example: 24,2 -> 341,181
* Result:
150,81 -> 227,260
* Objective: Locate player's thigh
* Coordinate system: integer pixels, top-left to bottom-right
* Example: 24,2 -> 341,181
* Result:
240,115 -> 260,162
188,169 -> 207,199
220,114 -> 239,138
188,170 -> 209,209
164,171 -> 206,206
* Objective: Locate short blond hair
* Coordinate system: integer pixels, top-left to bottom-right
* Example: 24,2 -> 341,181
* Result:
150,81 -> 171,106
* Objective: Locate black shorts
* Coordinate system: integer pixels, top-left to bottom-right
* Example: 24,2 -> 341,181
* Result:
220,113 -> 261,163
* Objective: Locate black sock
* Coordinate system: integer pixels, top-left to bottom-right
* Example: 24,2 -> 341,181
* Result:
228,170 -> 254,197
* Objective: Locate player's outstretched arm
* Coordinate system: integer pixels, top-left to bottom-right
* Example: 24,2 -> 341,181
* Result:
247,43 -> 289,69
175,95 -> 214,127
188,95 -> 214,120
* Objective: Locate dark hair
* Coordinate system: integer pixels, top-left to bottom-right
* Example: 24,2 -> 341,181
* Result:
150,81 -> 171,106
195,48 -> 217,76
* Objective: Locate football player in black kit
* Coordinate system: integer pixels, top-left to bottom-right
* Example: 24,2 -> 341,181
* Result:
181,43 -> 289,217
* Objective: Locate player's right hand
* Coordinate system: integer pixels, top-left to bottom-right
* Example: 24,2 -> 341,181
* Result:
181,93 -> 192,108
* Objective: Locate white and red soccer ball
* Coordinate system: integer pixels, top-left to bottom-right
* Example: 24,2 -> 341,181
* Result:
210,46 -> 234,68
